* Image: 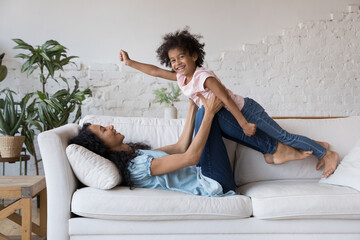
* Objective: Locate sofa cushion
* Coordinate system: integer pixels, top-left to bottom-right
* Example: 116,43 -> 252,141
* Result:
66,144 -> 121,189
238,179 -> 360,220
71,186 -> 252,220
234,116 -> 360,186
320,138 -> 360,191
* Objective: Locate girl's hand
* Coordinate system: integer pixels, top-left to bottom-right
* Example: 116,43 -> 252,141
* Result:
243,122 -> 256,136
197,94 -> 223,115
119,50 -> 131,65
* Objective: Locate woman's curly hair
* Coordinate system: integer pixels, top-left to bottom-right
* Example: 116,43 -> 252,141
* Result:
156,27 -> 205,68
69,123 -> 150,189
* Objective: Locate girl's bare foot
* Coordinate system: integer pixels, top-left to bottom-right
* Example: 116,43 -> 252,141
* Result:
315,141 -> 330,170
321,150 -> 339,178
272,142 -> 313,164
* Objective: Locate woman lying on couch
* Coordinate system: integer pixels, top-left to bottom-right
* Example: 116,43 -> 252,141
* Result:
69,95 -> 321,196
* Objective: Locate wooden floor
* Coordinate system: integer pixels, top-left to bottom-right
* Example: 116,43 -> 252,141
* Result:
0,199 -> 41,237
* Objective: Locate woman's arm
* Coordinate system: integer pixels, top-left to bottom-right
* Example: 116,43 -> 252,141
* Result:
150,95 -> 223,176
204,77 -> 256,136
120,50 -> 177,81
156,99 -> 198,154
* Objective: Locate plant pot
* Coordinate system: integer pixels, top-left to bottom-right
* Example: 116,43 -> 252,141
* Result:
0,136 -> 25,158
164,104 -> 178,119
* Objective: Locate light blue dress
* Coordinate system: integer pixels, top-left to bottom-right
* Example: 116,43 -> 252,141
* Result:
128,150 -> 235,197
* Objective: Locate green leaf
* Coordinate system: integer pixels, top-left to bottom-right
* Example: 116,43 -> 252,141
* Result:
12,39 -> 35,51
37,91 -> 46,100
0,113 -> 11,134
74,106 -> 82,122
45,61 -> 54,77
52,89 -> 69,98
12,38 -> 28,45
40,52 -> 51,62
44,99 -> 63,112
14,53 -> 30,59
21,60 -> 31,73
48,45 -> 65,52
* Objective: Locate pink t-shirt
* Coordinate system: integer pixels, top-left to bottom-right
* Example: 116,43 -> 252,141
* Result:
176,67 -> 244,109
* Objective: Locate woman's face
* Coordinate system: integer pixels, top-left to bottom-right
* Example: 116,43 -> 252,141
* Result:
88,124 -> 126,151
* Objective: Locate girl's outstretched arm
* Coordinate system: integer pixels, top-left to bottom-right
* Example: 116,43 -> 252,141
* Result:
120,50 -> 177,81
156,99 -> 198,154
204,77 -> 256,137
150,95 -> 223,176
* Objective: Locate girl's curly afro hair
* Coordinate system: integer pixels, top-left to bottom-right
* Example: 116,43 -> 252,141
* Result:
156,27 -> 205,68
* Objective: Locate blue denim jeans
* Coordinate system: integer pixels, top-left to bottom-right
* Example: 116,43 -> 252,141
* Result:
241,98 -> 326,158
216,107 -> 278,155
194,108 -> 236,193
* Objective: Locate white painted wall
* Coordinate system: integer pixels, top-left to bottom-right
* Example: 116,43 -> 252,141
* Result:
1,0 -> 360,176
1,0 -> 359,64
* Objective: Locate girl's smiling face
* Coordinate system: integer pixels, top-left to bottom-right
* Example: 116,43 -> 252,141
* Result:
168,48 -> 198,78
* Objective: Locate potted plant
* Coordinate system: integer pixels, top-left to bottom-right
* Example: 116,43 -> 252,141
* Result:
153,83 -> 181,119
0,88 -> 30,158
12,39 -> 92,173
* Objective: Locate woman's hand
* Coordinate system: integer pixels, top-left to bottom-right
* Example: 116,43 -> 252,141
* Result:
119,49 -> 131,65
197,94 -> 223,116
243,122 -> 256,136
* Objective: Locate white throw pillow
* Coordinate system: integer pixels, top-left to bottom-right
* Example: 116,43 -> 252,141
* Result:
320,139 -> 360,191
66,144 -> 121,189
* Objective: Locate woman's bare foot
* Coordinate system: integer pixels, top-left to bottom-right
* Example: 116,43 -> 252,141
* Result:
272,142 -> 313,164
320,150 -> 339,178
315,141 -> 330,170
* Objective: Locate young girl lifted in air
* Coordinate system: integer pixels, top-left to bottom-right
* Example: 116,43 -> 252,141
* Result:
119,28 -> 339,178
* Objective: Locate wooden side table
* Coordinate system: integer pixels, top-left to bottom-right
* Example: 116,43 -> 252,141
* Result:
0,176 -> 46,240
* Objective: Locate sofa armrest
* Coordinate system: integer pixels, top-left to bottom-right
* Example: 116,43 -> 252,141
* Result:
38,123 -> 80,240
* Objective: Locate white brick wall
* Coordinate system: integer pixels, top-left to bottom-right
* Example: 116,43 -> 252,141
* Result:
77,5 -> 359,118
1,4 -> 359,175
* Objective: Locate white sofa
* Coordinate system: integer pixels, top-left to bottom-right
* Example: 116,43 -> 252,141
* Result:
38,115 -> 360,240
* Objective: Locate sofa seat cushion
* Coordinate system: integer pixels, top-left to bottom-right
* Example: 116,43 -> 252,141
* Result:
239,180 -> 360,220
71,186 -> 252,220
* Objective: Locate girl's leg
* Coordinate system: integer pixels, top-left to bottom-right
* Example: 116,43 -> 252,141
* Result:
194,107 -> 236,193
242,98 -> 326,159
215,106 -> 313,163
215,107 -> 278,155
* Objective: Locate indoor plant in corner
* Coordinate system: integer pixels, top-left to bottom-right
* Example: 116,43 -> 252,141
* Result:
12,39 -> 92,173
0,88 -> 30,158
154,83 -> 181,119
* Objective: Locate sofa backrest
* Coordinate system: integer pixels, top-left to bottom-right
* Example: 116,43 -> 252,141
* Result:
234,116 -> 360,186
80,115 -> 238,171
81,115 -> 360,186
80,115 -> 186,148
